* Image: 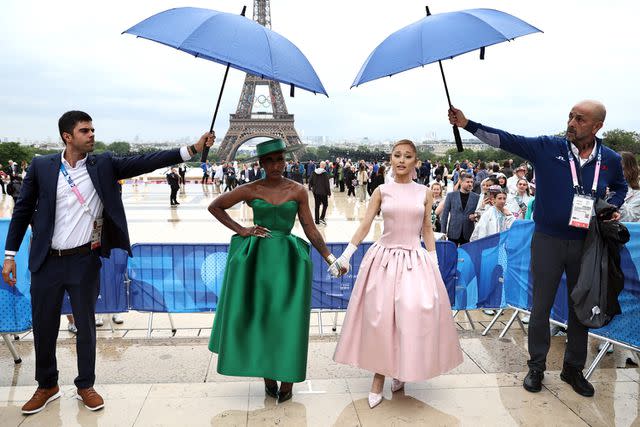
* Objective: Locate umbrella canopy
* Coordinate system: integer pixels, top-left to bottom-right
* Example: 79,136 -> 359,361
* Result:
124,7 -> 327,96
352,8 -> 541,87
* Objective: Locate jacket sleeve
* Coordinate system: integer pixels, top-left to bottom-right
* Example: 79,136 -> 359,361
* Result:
464,120 -> 551,164
309,173 -> 315,191
440,193 -> 452,233
5,160 -> 39,252
110,149 -> 184,180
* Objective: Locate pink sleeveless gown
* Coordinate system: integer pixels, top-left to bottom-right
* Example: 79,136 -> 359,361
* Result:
333,181 -> 463,382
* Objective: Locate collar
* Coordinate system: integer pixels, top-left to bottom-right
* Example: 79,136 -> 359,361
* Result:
570,139 -> 598,163
61,149 -> 88,169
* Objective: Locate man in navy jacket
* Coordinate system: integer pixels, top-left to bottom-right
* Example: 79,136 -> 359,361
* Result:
449,100 -> 627,398
2,110 -> 213,414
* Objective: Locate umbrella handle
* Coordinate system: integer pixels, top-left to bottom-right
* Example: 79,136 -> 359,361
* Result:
452,125 -> 463,153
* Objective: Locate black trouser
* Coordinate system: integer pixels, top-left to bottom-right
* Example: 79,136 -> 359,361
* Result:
0,180 -> 5,194
528,232 -> 587,371
170,186 -> 179,204
347,185 -> 355,197
202,173 -> 209,184
339,179 -> 345,192
313,194 -> 328,224
31,251 -> 101,389
179,173 -> 185,185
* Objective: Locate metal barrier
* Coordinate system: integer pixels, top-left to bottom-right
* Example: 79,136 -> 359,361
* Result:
3,220 -> 638,376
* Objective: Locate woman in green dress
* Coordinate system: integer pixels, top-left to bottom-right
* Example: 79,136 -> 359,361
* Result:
208,139 -> 344,403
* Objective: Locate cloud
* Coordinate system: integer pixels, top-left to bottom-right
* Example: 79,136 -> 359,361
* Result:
1,0 -> 638,143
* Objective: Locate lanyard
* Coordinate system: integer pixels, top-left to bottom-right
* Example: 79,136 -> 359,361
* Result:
567,143 -> 601,196
60,163 -> 92,214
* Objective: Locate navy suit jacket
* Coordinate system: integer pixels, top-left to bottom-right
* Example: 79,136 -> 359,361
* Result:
440,190 -> 480,241
5,149 -> 183,272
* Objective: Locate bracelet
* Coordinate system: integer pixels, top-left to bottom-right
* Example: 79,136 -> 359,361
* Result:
325,254 -> 337,265
4,255 -> 15,261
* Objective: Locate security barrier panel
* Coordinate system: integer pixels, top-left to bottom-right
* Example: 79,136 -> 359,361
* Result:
0,219 -> 31,333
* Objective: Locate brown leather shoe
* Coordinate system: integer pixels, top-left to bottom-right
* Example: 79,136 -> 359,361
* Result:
21,386 -> 62,415
76,387 -> 105,411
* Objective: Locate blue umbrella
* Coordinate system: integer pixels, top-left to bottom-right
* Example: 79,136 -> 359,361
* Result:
123,6 -> 327,160
352,7 -> 542,151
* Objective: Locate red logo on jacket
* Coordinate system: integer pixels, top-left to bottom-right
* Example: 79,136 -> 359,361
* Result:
600,165 -> 608,171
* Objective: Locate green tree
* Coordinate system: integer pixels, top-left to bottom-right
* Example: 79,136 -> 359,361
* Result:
106,141 -> 131,156
603,129 -> 640,154
93,141 -> 107,153
0,142 -> 34,166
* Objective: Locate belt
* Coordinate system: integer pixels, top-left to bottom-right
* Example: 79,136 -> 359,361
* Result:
49,242 -> 92,257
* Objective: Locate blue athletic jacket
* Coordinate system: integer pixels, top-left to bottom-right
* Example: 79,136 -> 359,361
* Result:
465,120 -> 627,240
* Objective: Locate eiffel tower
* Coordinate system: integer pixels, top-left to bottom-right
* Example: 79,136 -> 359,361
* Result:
216,0 -> 303,161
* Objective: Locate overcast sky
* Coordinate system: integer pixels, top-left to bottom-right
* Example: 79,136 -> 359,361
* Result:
1,0 -> 638,144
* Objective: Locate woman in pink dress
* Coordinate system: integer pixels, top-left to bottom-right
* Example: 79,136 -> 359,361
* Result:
331,139 -> 463,408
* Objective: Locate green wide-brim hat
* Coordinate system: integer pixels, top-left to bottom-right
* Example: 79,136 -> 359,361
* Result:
245,139 -> 305,162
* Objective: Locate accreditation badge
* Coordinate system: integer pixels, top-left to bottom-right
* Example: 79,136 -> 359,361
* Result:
568,195 -> 594,229
91,218 -> 103,250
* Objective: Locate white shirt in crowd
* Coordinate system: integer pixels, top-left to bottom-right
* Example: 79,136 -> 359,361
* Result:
214,164 -> 224,179
470,206 -> 515,242
506,193 -> 532,220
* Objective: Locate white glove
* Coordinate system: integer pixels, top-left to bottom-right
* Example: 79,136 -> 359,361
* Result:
328,243 -> 357,277
328,259 -> 347,277
427,250 -> 439,267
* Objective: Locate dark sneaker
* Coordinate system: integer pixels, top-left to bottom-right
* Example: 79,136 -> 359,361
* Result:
523,369 -> 544,392
21,386 -> 62,415
76,387 -> 105,411
560,367 -> 595,397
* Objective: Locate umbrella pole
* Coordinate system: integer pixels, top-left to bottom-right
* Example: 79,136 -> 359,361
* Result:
200,64 -> 230,162
200,6 -> 246,162
437,60 -> 463,152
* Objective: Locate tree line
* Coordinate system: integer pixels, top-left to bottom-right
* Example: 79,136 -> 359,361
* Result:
1,129 -> 638,167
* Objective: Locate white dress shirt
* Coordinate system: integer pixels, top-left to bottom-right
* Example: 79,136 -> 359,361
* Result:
51,151 -> 105,250
570,141 -> 598,167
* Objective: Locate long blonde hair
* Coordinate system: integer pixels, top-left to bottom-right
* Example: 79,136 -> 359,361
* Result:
621,151 -> 640,190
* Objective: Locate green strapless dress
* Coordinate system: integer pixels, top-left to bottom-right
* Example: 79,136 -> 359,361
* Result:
209,199 -> 312,382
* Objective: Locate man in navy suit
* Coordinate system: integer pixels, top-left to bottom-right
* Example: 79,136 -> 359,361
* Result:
2,110 -> 214,415
440,173 -> 480,246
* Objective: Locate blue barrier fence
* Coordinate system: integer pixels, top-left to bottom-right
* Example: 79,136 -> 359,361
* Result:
2,221 -> 639,353
127,241 -> 458,312
0,219 -> 32,333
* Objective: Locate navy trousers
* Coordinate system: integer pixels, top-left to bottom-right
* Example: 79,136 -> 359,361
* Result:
528,232 -> 587,371
30,251 -> 101,389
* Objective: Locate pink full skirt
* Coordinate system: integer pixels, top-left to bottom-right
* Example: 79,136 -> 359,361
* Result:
333,242 -> 463,382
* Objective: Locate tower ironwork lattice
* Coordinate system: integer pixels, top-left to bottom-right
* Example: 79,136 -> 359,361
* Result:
216,0 -> 302,161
